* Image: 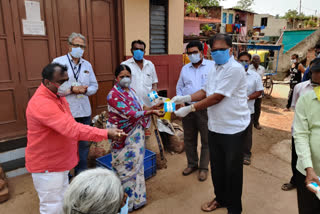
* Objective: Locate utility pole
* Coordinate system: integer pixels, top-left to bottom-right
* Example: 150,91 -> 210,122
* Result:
299,0 -> 302,15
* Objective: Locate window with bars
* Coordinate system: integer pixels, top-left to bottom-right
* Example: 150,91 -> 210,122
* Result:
149,0 -> 168,54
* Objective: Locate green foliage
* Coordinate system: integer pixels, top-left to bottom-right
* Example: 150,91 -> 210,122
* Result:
184,0 -> 222,7
308,20 -> 317,27
201,24 -> 213,32
282,9 -> 309,20
233,0 -> 254,12
186,4 -> 196,14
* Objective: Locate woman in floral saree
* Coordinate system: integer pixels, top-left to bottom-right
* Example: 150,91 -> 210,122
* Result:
107,65 -> 163,212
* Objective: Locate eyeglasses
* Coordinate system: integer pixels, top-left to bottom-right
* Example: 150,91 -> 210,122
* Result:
187,51 -> 200,55
211,48 -> 228,53
70,42 -> 86,49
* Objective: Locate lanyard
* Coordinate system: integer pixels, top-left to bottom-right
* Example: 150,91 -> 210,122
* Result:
67,55 -> 82,81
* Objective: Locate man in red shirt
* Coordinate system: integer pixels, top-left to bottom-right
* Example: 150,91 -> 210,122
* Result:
25,63 -> 126,214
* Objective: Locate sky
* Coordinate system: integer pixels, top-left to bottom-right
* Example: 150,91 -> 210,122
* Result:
220,0 -> 320,16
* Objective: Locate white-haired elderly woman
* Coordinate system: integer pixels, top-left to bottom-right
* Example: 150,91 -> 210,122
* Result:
53,32 -> 99,176
63,168 -> 128,214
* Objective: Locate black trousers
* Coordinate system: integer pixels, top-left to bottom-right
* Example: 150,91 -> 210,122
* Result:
243,114 -> 254,158
253,98 -> 262,126
286,88 -> 294,109
182,110 -> 209,170
208,128 -> 247,214
290,136 -> 298,185
296,171 -> 320,214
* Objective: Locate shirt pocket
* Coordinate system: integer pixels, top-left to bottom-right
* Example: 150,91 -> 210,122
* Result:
79,71 -> 90,85
143,72 -> 153,87
201,74 -> 208,87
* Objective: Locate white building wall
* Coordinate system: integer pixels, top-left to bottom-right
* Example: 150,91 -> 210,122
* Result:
254,14 -> 287,37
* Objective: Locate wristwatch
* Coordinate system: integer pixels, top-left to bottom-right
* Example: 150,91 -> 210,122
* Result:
191,104 -> 196,112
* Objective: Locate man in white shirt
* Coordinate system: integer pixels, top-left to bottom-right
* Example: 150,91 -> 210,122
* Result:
53,32 -> 98,176
172,34 -> 250,214
176,41 -> 214,181
238,52 -> 264,166
248,55 -> 265,130
121,40 -> 158,107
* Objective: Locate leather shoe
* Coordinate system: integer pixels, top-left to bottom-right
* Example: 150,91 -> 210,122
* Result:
198,170 -> 208,181
182,167 -> 198,176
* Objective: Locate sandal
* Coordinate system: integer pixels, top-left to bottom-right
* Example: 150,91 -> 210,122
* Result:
243,157 -> 251,165
201,199 -> 223,212
281,183 -> 296,191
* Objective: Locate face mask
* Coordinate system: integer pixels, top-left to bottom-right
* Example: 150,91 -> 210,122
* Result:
240,61 -> 249,70
133,50 -> 144,61
291,59 -> 297,64
70,47 -> 84,58
211,49 -> 230,65
50,81 -> 67,97
119,197 -> 129,214
189,53 -> 201,64
119,77 -> 131,88
314,86 -> 320,101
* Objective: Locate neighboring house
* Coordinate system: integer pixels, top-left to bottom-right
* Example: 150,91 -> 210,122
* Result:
184,6 -> 221,36
253,14 -> 287,42
0,0 -> 184,177
221,8 -> 254,34
184,16 -> 221,36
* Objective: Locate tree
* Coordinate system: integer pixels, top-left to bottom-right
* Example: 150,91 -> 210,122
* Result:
233,0 -> 254,12
282,9 -> 310,20
283,9 -> 299,20
185,0 -> 223,7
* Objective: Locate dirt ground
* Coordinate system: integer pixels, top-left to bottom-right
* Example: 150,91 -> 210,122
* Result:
1,84 -> 299,214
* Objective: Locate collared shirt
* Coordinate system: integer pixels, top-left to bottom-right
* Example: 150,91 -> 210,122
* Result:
294,90 -> 320,176
291,80 -> 313,109
203,56 -> 251,134
290,80 -> 313,134
25,84 -> 108,173
248,64 -> 265,80
246,70 -> 264,114
52,54 -> 98,118
121,57 -> 158,107
176,59 -> 214,99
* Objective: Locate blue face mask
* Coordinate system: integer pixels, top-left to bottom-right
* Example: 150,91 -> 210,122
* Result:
119,197 -> 129,214
211,49 -> 230,65
70,47 -> 84,58
240,61 -> 249,70
133,50 -> 144,61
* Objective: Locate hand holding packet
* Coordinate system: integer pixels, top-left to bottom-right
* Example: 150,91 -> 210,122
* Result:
148,91 -> 159,103
307,177 -> 320,200
164,101 -> 176,113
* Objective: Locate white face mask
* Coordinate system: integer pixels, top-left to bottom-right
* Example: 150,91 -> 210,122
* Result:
57,81 -> 70,97
70,47 -> 84,58
189,53 -> 202,64
291,59 -> 297,64
119,77 -> 131,88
